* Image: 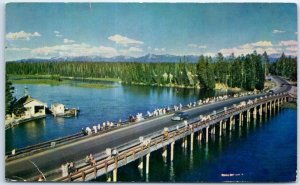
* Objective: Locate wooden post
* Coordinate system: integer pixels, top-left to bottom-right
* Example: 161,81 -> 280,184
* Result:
138,157 -> 143,170
253,107 -> 257,119
229,116 -> 233,131
206,126 -> 209,143
113,157 -> 118,182
171,142 -> 174,161
219,121 -> 222,137
146,153 -> 150,174
190,132 -> 194,151
162,146 -> 167,159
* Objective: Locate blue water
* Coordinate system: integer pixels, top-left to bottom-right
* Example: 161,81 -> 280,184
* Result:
96,108 -> 297,182
6,82 -> 226,151
5,82 -> 297,182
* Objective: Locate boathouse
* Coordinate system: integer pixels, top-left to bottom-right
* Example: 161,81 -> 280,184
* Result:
15,95 -> 47,117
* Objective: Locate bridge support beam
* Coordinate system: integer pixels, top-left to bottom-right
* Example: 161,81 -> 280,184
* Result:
171,142 -> 174,161
146,153 -> 150,174
247,110 -> 250,122
259,104 -> 262,115
197,131 -> 202,141
253,107 -> 257,119
219,121 -> 222,137
190,132 -> 194,151
113,168 -> 117,182
269,101 -> 272,116
181,137 -> 187,148
138,157 -> 143,170
265,103 -> 268,113
229,116 -> 233,131
223,121 -> 226,130
206,126 -> 209,143
113,158 -> 118,182
162,146 -> 167,160
239,113 -> 242,126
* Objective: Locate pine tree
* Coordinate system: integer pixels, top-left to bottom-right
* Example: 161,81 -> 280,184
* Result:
262,51 -> 269,77
5,75 -> 16,115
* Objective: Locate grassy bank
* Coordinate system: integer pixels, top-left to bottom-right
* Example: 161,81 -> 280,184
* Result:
9,74 -> 120,83
11,78 -> 67,86
9,75 -> 116,89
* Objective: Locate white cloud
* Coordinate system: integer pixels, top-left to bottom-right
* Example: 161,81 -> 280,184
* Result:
202,52 -> 215,57
279,40 -> 297,46
240,41 -> 273,49
273,29 -> 286,34
286,46 -> 298,52
219,41 -> 279,56
54,31 -> 63,37
188,43 -> 207,49
154,48 -> 166,52
6,47 -> 31,51
31,43 -> 118,57
219,39 -> 299,57
108,34 -> 144,46
6,31 -> 41,40
63,38 -> 75,43
128,47 -> 143,52
251,41 -> 273,47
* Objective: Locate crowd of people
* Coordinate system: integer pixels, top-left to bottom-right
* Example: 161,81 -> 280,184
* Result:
80,91 -> 261,137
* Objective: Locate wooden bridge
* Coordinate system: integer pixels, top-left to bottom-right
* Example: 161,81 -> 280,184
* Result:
53,93 -> 290,182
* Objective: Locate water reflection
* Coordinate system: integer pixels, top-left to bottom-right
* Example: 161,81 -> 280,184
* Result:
169,162 -> 175,182
189,148 -> 193,170
55,117 -> 65,124
204,145 -> 209,160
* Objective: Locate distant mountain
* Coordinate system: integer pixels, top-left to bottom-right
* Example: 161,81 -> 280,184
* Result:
9,53 -> 281,63
10,54 -> 201,63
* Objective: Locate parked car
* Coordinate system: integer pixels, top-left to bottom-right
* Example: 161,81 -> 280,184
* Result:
171,112 -> 189,121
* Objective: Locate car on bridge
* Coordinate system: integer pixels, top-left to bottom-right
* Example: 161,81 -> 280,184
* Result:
171,112 -> 189,121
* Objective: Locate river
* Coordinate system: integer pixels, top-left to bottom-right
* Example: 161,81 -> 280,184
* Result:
6,81 -> 228,151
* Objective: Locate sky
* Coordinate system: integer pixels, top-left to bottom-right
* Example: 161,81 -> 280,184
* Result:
4,3 -> 298,61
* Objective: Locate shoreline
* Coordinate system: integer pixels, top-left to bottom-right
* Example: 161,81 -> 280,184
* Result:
9,74 -> 274,92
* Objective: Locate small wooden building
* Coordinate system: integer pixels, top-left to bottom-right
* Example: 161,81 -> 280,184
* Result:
15,95 -> 47,117
51,103 -> 65,117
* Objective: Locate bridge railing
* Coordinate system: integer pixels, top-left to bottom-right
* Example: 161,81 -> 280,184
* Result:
53,93 -> 288,182
6,91 -> 265,160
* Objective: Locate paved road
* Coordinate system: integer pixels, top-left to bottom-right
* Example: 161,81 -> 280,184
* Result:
5,76 -> 290,181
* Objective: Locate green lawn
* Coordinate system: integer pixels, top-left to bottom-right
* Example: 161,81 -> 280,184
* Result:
10,76 -> 116,89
